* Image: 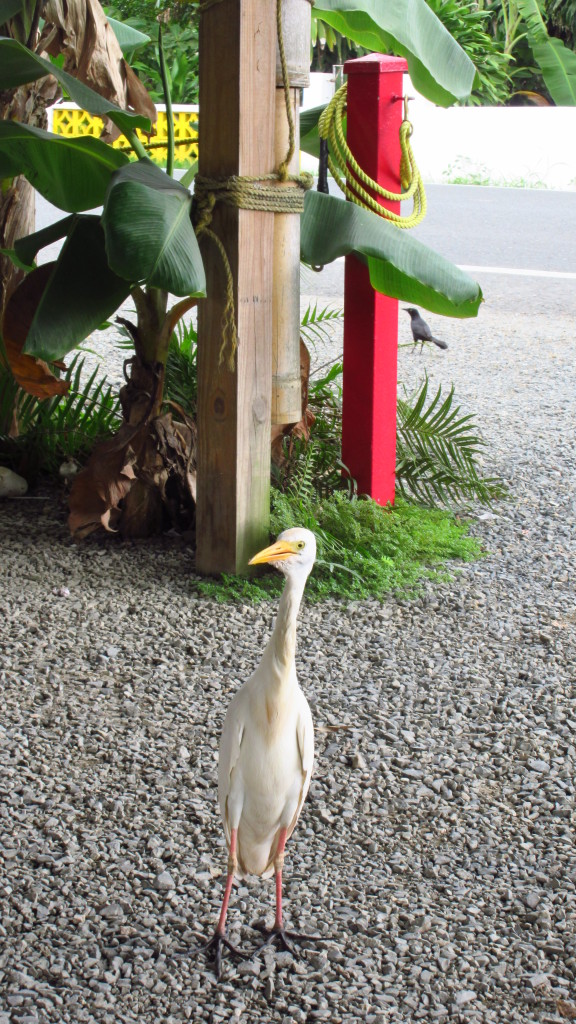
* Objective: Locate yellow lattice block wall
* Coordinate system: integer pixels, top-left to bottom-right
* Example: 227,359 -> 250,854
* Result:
51,105 -> 199,166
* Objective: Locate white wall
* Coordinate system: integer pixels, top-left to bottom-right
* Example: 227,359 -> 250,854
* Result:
302,73 -> 576,190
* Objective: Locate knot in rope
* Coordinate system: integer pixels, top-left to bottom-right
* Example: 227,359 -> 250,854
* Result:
318,82 -> 427,230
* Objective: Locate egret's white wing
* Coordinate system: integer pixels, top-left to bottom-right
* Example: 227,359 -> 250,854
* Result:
285,694 -> 314,841
217,692 -> 246,845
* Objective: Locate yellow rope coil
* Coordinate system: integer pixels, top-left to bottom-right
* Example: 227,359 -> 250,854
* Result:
318,82 -> 427,229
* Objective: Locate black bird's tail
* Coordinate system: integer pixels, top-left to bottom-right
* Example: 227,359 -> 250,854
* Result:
430,337 -> 448,350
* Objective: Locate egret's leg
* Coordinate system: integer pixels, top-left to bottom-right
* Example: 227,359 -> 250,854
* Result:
173,829 -> 248,978
254,829 -> 322,955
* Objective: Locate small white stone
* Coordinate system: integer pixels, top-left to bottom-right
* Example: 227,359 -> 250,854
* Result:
529,973 -> 550,990
454,990 -> 476,1006
0,467 -> 27,497
155,871 -> 175,892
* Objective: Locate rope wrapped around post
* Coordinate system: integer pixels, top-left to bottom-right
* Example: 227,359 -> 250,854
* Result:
194,0 -> 313,370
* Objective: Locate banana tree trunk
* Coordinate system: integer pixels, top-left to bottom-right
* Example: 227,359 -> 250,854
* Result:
0,80 -> 58,315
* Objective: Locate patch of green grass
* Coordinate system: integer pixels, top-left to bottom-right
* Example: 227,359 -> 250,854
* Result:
442,158 -> 547,190
194,490 -> 484,603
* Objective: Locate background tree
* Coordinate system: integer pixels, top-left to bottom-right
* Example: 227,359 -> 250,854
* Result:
103,0 -> 200,102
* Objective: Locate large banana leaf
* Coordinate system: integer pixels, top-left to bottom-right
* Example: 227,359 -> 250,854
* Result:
300,104 -> 334,160
531,38 -> 576,104
0,121 -> 129,211
0,0 -> 24,21
21,216 -> 131,361
102,158 -> 206,297
312,0 -> 476,106
517,0 -> 576,104
11,214 -> 75,267
301,192 -> 482,317
0,36 -> 152,136
107,15 -> 150,58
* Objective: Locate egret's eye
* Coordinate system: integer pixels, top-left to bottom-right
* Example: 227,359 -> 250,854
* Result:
296,540 -> 306,550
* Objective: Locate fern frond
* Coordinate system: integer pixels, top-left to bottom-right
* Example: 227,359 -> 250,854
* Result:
396,377 -> 506,507
0,352 -> 121,473
300,304 -> 344,349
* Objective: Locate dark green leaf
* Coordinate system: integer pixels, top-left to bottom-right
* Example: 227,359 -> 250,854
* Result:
0,37 -> 152,136
23,216 -> 131,361
517,0 -> 576,104
300,192 -> 482,318
300,105 -> 328,160
0,0 -> 24,22
0,120 -> 129,211
102,158 -> 206,296
14,215 -> 75,266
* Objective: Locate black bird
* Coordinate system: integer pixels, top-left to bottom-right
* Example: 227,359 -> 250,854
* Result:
403,308 -> 448,351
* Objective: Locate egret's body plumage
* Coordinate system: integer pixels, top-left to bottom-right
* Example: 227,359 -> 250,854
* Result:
187,527 -> 319,976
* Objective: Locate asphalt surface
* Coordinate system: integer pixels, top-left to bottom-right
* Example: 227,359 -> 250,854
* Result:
302,183 -> 576,320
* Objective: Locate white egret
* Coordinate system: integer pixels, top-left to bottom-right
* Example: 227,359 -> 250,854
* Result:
190,527 -> 319,976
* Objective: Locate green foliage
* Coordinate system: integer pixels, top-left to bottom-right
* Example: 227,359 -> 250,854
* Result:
161,305 -> 503,512
301,193 -> 483,319
0,348 -> 122,475
195,490 -> 484,603
547,0 -> 576,49
272,359 -> 349,501
442,157 -> 547,188
300,303 -> 344,348
426,0 -> 513,105
311,17 -> 365,71
164,317 -> 198,416
104,2 -> 199,104
396,376 -> 507,506
311,0 -> 477,105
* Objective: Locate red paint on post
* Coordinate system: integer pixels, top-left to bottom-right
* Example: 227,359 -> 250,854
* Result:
342,55 -> 408,504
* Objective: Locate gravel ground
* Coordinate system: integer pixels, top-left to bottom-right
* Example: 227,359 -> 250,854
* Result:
1,270 -> 575,1024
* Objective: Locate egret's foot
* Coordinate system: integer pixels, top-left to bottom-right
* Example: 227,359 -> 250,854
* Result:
253,922 -> 323,956
173,929 -> 248,978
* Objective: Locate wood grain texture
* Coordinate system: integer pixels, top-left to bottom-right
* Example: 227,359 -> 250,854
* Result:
272,87 -> 302,426
196,0 -> 276,574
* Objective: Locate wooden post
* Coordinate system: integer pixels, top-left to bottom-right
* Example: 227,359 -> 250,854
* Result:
272,0 -> 312,427
271,86 -> 302,426
195,0 -> 276,575
341,55 -> 408,505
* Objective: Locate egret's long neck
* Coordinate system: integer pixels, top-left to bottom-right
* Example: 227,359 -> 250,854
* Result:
267,572 -> 306,680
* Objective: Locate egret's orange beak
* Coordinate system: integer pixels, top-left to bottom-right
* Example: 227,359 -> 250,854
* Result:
249,540 -> 299,565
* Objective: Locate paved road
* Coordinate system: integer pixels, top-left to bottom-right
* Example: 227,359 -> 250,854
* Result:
35,183 -> 576,321
302,183 -> 576,319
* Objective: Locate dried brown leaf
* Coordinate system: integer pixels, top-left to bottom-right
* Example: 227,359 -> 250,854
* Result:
68,423 -> 144,538
2,265 -> 70,400
41,0 -> 156,140
68,411 -> 197,539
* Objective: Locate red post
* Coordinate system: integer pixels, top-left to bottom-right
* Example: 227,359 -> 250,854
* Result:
341,55 -> 408,504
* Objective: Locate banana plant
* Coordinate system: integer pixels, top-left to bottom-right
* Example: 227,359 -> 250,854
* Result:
0,0 -> 483,538
515,0 -> 576,104
0,33 -> 205,537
